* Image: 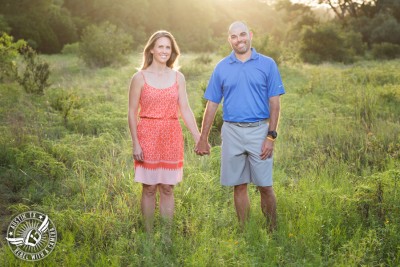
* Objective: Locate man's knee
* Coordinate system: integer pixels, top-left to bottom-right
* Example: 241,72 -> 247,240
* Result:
234,183 -> 248,195
258,185 -> 274,196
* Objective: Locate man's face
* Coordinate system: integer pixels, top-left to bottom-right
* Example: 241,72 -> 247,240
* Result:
228,26 -> 252,55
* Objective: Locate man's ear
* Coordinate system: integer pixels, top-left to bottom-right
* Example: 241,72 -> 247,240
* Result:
249,31 -> 253,40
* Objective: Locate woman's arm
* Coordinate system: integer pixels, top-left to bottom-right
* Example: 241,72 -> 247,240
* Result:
128,72 -> 144,161
177,71 -> 200,143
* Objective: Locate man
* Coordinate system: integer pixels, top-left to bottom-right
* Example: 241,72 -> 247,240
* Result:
195,21 -> 285,231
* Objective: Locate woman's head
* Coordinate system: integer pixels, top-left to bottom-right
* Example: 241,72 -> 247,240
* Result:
141,30 -> 180,70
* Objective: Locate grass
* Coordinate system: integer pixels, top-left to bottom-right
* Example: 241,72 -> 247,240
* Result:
0,53 -> 399,266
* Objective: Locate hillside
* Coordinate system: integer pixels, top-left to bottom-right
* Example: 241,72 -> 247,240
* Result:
0,54 -> 399,266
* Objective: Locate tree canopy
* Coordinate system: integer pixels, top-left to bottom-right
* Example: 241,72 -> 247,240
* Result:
0,0 -> 399,61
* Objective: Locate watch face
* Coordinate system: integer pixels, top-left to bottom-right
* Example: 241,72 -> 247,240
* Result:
268,131 -> 277,139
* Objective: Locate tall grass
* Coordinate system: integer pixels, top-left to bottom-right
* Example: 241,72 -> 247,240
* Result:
0,54 -> 399,266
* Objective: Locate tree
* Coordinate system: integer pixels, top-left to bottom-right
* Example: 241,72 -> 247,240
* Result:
318,0 -> 372,20
300,23 -> 353,63
79,22 -> 133,67
0,0 -> 78,53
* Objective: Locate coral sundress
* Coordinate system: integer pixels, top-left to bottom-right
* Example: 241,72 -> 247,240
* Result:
134,71 -> 184,185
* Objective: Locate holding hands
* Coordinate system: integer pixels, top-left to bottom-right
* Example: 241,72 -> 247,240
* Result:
195,137 -> 211,156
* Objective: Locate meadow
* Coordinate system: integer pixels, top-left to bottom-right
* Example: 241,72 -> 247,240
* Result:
0,53 -> 399,266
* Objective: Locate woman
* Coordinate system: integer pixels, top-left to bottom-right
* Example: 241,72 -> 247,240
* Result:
128,31 -> 200,232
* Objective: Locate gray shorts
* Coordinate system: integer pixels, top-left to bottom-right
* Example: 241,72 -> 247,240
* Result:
220,122 -> 273,187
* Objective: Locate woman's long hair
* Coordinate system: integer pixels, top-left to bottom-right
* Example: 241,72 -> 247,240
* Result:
140,30 -> 180,70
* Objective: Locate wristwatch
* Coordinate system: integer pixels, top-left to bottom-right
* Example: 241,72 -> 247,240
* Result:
267,130 -> 278,140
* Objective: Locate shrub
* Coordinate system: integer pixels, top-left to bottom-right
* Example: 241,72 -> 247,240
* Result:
300,24 -> 355,63
0,33 -> 26,82
252,34 -> 282,64
371,43 -> 400,60
79,22 -> 133,68
47,89 -> 82,125
194,54 -> 212,65
61,42 -> 79,54
16,46 -> 51,94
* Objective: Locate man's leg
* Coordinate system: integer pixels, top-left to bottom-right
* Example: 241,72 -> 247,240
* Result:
141,184 -> 157,232
234,183 -> 250,227
258,186 -> 277,232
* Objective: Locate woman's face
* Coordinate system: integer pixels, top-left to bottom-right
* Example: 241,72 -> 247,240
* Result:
150,37 -> 172,65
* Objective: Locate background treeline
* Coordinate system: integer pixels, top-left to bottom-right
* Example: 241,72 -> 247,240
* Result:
1,0 -> 400,64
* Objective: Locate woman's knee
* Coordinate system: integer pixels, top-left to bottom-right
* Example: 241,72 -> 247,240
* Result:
159,184 -> 174,196
142,184 -> 157,197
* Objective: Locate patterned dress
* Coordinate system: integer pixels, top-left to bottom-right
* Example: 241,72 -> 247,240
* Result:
134,71 -> 184,185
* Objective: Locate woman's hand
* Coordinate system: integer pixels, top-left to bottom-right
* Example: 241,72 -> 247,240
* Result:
133,144 -> 144,162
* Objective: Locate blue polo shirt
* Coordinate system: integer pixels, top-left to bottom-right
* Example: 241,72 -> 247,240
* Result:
204,48 -> 285,122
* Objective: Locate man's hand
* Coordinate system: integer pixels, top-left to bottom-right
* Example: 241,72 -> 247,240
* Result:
195,138 -> 211,156
260,138 -> 274,160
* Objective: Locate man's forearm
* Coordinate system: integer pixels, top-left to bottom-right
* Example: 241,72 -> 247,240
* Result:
200,101 -> 219,140
268,96 -> 281,132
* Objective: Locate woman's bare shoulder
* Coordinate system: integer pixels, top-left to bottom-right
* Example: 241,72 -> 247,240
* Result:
130,71 -> 145,87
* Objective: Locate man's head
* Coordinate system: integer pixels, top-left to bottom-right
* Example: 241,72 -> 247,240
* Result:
228,21 -> 252,55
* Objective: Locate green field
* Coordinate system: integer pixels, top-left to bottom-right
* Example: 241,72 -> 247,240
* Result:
0,54 -> 399,266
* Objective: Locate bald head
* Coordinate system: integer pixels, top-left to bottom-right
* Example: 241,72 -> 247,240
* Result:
228,21 -> 249,35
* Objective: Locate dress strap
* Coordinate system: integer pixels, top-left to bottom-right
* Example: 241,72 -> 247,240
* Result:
175,71 -> 178,83
140,71 -> 147,84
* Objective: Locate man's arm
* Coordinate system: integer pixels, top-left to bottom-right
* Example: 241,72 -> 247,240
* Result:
267,95 -> 281,133
260,95 -> 281,160
195,101 -> 219,155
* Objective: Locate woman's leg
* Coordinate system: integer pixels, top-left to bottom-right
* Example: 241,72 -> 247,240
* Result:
141,184 -> 157,232
158,184 -> 175,221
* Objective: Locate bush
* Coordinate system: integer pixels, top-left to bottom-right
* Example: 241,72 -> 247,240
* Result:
47,89 -> 82,125
79,22 -> 133,68
252,34 -> 282,64
194,54 -> 213,65
61,42 -> 79,54
0,33 -> 26,82
16,46 -> 51,94
371,43 -> 400,60
300,24 -> 355,63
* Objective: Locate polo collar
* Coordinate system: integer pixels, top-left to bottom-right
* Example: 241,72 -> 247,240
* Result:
229,48 -> 259,63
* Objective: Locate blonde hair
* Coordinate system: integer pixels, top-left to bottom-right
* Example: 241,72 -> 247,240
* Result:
140,30 -> 180,70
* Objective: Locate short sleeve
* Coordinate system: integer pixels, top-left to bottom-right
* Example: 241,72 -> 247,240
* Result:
267,60 -> 285,98
204,66 -> 223,103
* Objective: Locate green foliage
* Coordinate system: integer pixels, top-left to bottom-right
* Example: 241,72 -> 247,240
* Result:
371,42 -> 400,60
0,53 -> 399,266
79,22 -> 133,68
194,54 -> 213,65
0,33 -> 26,82
1,0 -> 78,53
16,46 -> 51,94
15,144 -> 67,182
61,42 -> 79,54
47,89 -> 82,125
0,15 -> 11,33
370,14 -> 400,45
252,34 -> 282,64
300,23 -> 361,63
